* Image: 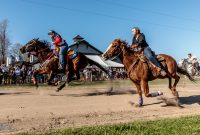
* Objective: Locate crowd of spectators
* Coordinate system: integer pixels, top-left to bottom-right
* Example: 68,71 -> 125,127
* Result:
0,63 -> 128,85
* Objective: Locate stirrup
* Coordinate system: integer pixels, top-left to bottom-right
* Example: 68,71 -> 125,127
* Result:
160,69 -> 166,76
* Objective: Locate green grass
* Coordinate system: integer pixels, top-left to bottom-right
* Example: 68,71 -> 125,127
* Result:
18,115 -> 200,135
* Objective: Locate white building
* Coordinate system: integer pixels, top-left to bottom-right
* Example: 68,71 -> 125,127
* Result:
70,35 -> 124,69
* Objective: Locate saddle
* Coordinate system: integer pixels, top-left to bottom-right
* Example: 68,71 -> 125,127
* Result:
137,54 -> 166,77
68,49 -> 78,60
53,48 -> 78,60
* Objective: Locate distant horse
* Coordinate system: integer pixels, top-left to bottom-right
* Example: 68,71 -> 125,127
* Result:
20,38 -> 107,91
102,39 -> 194,107
178,58 -> 200,76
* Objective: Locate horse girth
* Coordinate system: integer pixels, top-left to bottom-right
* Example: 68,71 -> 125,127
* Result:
127,57 -> 140,77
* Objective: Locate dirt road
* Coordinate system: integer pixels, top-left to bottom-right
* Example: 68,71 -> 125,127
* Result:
0,81 -> 200,134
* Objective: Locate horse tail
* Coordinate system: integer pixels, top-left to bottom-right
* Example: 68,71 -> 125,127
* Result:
177,67 -> 195,82
87,58 -> 108,74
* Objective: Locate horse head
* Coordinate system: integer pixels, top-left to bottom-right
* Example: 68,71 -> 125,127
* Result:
20,38 -> 50,57
102,39 -> 128,60
20,38 -> 39,54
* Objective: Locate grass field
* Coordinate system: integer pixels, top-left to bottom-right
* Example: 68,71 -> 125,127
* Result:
18,115 -> 200,135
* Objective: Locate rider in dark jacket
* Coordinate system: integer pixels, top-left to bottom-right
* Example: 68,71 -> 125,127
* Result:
131,27 -> 166,76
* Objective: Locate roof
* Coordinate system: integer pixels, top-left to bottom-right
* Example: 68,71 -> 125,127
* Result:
85,55 -> 124,68
70,35 -> 103,54
104,60 -> 124,68
73,35 -> 84,40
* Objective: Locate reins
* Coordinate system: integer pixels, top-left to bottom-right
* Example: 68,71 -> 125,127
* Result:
39,52 -> 54,69
37,46 -> 50,53
127,58 -> 139,77
110,46 -> 125,61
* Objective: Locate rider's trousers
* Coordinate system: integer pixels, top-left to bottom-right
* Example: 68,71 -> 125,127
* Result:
143,46 -> 161,68
59,43 -> 68,67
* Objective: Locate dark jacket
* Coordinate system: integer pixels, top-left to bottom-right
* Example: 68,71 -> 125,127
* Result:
132,33 -> 149,49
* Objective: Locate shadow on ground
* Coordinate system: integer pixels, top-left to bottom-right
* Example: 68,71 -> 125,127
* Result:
0,92 -> 31,96
49,89 -> 137,97
180,95 -> 200,105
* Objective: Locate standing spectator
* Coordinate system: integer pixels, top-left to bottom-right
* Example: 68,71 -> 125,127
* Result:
0,67 -> 3,84
15,66 -> 21,84
27,67 -> 33,83
108,67 -> 113,80
21,65 -> 27,84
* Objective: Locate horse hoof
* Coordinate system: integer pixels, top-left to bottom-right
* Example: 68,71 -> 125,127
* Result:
135,103 -> 143,108
56,88 -> 60,92
48,82 -> 52,85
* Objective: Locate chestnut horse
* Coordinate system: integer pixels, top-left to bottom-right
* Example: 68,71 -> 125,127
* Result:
102,39 -> 194,107
20,38 -> 107,91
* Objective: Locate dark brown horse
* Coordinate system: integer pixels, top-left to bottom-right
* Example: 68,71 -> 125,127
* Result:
102,39 -> 194,107
20,38 -> 107,91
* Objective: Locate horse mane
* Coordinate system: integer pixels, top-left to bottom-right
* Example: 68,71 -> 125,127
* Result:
115,38 -> 135,55
35,39 -> 51,48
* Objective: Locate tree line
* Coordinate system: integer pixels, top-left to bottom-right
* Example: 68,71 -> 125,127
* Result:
0,19 -> 23,65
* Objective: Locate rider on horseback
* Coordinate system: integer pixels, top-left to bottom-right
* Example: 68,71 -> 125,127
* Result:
48,30 -> 68,70
131,27 -> 166,76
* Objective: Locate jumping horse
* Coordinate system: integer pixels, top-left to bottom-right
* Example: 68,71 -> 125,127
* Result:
20,38 -> 107,91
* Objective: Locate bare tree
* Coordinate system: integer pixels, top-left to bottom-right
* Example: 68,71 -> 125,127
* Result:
8,43 -> 23,58
0,19 -> 10,65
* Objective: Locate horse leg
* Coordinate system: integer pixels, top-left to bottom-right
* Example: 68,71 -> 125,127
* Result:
141,80 -> 150,97
32,71 -> 38,88
75,69 -> 80,80
133,81 -> 143,107
142,80 -> 163,97
47,71 -> 55,85
168,77 -> 172,90
56,65 -> 70,92
171,74 -> 180,98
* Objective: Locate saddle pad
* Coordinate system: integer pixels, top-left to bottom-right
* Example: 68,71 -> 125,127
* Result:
68,50 -> 78,59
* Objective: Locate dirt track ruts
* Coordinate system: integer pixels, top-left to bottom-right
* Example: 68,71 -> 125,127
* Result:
0,81 -> 200,134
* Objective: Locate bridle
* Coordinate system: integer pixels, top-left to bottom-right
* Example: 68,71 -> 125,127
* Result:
25,39 -> 50,55
25,39 -> 52,64
109,46 -> 125,61
105,42 -> 126,61
25,39 -> 38,53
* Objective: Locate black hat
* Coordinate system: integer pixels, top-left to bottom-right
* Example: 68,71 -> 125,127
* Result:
48,30 -> 56,35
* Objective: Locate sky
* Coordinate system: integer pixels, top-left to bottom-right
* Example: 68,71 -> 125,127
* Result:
0,0 -> 200,61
